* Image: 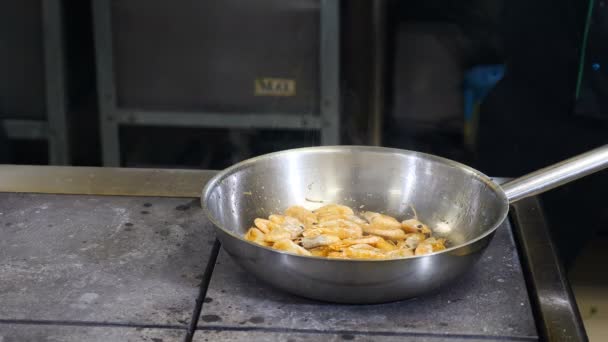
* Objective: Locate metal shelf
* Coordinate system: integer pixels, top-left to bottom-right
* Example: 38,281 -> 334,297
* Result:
0,0 -> 70,165
92,0 -> 341,166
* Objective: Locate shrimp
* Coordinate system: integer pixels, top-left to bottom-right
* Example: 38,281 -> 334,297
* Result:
349,243 -> 380,251
254,218 -> 278,234
386,248 -> 414,259
247,203 -> 446,259
426,237 -> 447,251
401,219 -> 431,235
244,227 -> 268,246
345,214 -> 367,225
303,219 -> 363,239
264,225 -> 292,243
402,233 -> 426,249
318,218 -> 363,230
415,237 -> 447,255
273,239 -> 312,256
309,246 -> 332,257
327,251 -> 348,259
362,211 -> 402,230
301,234 -> 341,249
284,206 -> 318,227
343,247 -> 386,260
415,243 -> 434,256
302,227 -> 362,239
269,214 -> 305,238
374,237 -> 398,251
314,204 -> 355,222
362,225 -> 406,240
329,236 -> 382,250
401,205 -> 431,234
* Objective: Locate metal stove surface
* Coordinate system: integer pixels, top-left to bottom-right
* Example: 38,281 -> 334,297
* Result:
0,190 -> 538,342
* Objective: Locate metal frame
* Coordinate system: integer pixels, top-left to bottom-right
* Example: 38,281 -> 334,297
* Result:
92,0 -> 341,166
41,0 -> 70,165
368,0 -> 386,146
0,0 -> 70,164
511,197 -> 588,342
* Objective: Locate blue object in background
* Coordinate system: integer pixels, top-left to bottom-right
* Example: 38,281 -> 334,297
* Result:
463,65 -> 505,149
463,65 -> 505,122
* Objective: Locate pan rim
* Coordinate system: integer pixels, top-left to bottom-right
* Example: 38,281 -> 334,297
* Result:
201,145 -> 509,263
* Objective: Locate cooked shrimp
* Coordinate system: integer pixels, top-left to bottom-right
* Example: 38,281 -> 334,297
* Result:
401,219 -> 431,235
415,237 -> 446,255
301,234 -> 341,249
349,243 -> 380,251
343,247 -> 386,260
314,204 -> 355,222
386,248 -> 414,258
425,237 -> 447,251
303,219 -> 363,239
254,218 -> 278,234
301,227 -> 356,239
309,246 -> 331,257
244,227 -> 268,246
415,243 -> 434,256
362,211 -> 402,230
249,203 -> 446,259
318,218 -> 363,230
362,225 -> 406,240
264,225 -> 292,242
284,206 -> 318,227
374,237 -> 398,251
273,239 -> 312,256
330,236 -> 382,250
345,214 -> 367,225
327,251 -> 348,259
269,214 -> 305,238
403,233 -> 426,249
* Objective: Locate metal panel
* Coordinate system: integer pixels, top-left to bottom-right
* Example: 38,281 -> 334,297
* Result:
510,198 -> 588,342
42,0 -> 70,164
0,165 -> 215,198
0,326 -> 186,342
0,0 -> 46,119
114,111 -> 321,129
111,0 -> 320,115
320,0 -> 340,145
0,192 -> 216,327
0,0 -> 70,165
92,0 -> 121,166
93,0 -> 341,166
369,0 -> 386,146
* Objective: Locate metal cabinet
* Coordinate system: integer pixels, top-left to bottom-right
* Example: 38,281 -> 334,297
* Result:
0,0 -> 69,164
93,0 -> 340,166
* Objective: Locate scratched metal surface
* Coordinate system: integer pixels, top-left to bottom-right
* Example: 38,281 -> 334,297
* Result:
0,324 -> 186,342
192,330 -> 514,342
0,192 -> 215,327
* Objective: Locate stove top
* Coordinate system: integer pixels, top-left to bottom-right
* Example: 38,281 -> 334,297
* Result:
0,168 -> 586,341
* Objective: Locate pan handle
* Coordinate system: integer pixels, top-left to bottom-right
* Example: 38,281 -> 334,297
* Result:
501,144 -> 608,203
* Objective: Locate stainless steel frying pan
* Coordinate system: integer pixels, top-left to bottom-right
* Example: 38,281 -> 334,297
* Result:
202,145 -> 608,303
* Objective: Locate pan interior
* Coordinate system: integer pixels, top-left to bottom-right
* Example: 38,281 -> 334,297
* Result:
205,147 -> 508,248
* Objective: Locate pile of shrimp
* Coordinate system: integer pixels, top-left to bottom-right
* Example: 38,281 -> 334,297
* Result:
244,204 -> 447,259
